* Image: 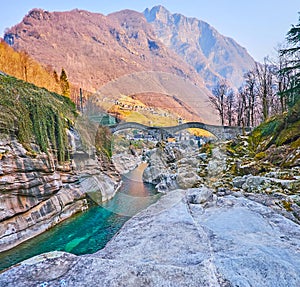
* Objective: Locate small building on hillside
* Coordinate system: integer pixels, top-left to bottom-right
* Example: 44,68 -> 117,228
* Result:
100,114 -> 117,126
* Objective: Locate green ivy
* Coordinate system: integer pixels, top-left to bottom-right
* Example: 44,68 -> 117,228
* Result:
0,74 -> 77,162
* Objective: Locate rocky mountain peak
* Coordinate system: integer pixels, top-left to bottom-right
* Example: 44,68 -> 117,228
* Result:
144,6 -> 204,32
144,6 -> 256,89
144,5 -> 170,23
26,8 -> 52,21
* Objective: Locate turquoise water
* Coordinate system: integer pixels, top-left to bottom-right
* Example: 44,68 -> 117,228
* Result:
0,165 -> 159,271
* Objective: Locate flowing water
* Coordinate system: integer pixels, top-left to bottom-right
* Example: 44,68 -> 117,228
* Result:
0,163 -> 159,271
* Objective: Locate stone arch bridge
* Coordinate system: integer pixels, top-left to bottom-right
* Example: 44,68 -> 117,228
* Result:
109,122 -> 252,141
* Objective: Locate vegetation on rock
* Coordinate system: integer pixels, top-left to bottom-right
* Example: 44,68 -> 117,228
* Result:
0,74 -> 77,162
247,97 -> 300,167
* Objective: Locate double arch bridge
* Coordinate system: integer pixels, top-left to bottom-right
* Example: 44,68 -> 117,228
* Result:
109,122 -> 252,141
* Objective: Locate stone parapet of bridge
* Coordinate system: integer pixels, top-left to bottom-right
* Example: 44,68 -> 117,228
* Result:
109,122 -> 252,141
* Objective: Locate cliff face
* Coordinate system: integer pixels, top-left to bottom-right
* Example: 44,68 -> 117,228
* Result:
144,6 -> 256,89
0,135 -> 85,252
0,75 -> 120,252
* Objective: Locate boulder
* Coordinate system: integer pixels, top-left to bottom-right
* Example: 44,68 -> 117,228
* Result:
232,175 -> 249,188
186,187 -> 213,204
196,153 -> 207,162
143,166 -> 162,185
246,176 -> 267,187
177,168 -> 202,189
155,174 -> 177,193
112,153 -> 141,175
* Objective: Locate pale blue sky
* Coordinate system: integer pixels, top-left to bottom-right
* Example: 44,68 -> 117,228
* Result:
0,1 -> 299,62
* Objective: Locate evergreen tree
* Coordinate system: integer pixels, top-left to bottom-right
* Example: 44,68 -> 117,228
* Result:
59,68 -> 70,97
53,70 -> 59,83
279,14 -> 300,108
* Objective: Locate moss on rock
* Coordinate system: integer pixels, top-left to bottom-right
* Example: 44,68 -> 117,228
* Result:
246,97 -> 300,169
276,121 -> 300,146
0,74 -> 77,162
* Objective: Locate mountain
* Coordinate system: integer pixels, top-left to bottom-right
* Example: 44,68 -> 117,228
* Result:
4,8 -> 219,124
144,6 -> 256,89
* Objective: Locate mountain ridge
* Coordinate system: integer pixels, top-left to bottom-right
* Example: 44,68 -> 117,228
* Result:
144,5 -> 256,89
4,6 -> 258,124
4,8 -> 220,124
4,8 -> 206,90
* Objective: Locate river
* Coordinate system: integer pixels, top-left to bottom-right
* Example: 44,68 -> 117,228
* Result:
0,163 -> 159,271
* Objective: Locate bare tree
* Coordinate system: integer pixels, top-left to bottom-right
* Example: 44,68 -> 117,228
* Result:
235,87 -> 246,127
234,71 -> 258,127
60,68 -> 70,98
230,15 -> 300,127
209,80 -> 230,125
254,59 -> 277,121
225,89 -> 235,126
19,51 -> 31,82
243,71 -> 257,126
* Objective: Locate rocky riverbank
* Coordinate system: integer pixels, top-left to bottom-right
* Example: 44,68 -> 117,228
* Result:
142,139 -> 300,224
0,130 -> 121,253
1,135 -> 299,285
0,74 -> 124,253
142,100 -> 300,225
1,73 -> 299,284
1,187 -> 299,286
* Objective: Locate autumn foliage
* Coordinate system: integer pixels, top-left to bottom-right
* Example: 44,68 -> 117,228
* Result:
0,39 -> 66,96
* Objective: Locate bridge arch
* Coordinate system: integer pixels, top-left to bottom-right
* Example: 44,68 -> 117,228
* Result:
109,122 -> 251,141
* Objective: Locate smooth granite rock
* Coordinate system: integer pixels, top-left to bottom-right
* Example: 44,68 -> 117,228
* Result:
0,132 -> 120,252
1,189 -> 299,287
112,152 -> 142,175
186,187 -> 213,204
143,145 -> 204,190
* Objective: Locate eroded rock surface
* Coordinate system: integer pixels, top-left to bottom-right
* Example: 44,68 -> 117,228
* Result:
143,144 -> 205,191
112,152 -> 142,175
2,188 -> 299,286
0,133 -> 120,252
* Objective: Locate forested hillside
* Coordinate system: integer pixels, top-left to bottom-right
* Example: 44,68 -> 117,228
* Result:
0,40 -> 64,94
0,73 -> 76,161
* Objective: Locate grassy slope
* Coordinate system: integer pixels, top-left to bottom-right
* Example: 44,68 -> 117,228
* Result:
0,74 -> 77,161
249,100 -> 300,149
226,99 -> 300,172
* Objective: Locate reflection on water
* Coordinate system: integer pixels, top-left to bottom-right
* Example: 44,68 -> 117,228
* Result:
0,163 -> 159,271
102,162 -> 158,216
